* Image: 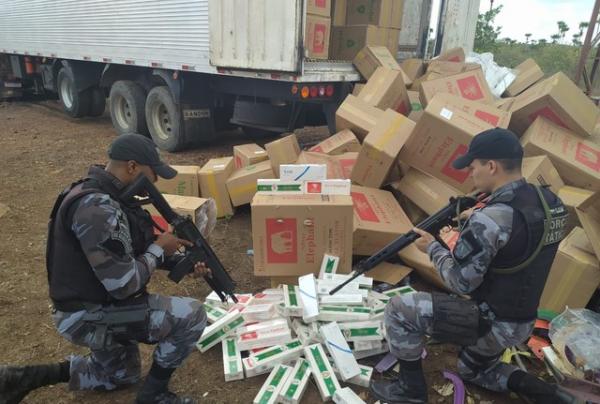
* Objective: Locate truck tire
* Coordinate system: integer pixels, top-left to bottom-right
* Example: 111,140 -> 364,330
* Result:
145,86 -> 184,152
88,87 -> 106,117
57,66 -> 91,118
109,80 -> 148,135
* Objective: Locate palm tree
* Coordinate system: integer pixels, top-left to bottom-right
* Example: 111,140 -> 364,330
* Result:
525,33 -> 532,44
557,21 -> 570,42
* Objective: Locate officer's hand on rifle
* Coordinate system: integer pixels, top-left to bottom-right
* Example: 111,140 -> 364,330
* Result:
155,232 -> 193,256
413,227 -> 436,253
192,262 -> 212,279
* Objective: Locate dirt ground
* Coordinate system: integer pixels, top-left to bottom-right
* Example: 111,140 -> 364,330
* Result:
0,100 -> 532,403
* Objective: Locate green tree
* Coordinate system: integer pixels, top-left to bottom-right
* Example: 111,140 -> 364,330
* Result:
525,33 -> 532,44
551,34 -> 561,44
557,21 -> 570,42
474,4 -> 503,52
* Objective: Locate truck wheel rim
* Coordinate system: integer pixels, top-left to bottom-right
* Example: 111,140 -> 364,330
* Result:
114,96 -> 133,129
60,77 -> 74,109
151,103 -> 172,141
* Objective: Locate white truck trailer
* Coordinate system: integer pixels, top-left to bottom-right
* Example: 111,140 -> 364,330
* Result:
0,0 -> 475,151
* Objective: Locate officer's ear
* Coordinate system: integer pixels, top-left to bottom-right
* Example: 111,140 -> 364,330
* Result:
126,160 -> 138,175
487,160 -> 498,174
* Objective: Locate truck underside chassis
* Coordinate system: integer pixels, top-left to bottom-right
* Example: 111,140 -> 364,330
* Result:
1,54 -> 350,151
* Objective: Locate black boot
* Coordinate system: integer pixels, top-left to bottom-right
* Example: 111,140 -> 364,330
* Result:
507,370 -> 576,404
0,361 -> 70,404
135,363 -> 196,404
370,359 -> 428,404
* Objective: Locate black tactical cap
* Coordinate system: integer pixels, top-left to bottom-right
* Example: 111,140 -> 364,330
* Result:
452,128 -> 524,170
108,133 -> 177,179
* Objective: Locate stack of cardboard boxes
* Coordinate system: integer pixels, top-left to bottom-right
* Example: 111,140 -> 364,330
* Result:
305,0 -> 333,59
330,0 -> 402,60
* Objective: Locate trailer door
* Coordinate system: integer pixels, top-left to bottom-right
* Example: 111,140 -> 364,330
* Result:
209,0 -> 302,72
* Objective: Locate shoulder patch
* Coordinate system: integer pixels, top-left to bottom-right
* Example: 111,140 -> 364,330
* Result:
453,229 -> 483,262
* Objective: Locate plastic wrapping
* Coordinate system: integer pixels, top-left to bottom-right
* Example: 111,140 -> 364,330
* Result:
466,52 -> 516,98
194,197 -> 217,238
549,308 -> 600,383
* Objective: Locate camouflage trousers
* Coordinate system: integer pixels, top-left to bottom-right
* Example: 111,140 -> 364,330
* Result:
384,292 -> 534,392
52,294 -> 206,391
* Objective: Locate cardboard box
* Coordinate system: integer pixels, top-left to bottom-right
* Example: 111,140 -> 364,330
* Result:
335,94 -> 386,140
407,90 -> 424,122
307,0 -> 332,17
401,59 -> 425,82
265,134 -> 302,177
352,109 -> 415,188
539,227 -> 600,313
504,58 -> 544,97
350,185 -> 413,255
383,28 -> 400,57
352,83 -> 365,96
576,191 -> 600,261
521,117 -> 600,191
425,93 -> 511,128
331,25 -> 387,60
309,129 -> 361,155
155,165 -> 200,197
357,67 -> 410,115
146,194 -> 216,235
226,160 -> 276,206
558,186 -> 594,235
353,45 -> 403,80
393,191 -> 428,224
296,151 -> 355,179
233,143 -> 268,169
495,96 -> 516,112
435,47 -> 465,62
391,168 -> 459,215
332,0 -> 347,25
199,157 -> 235,217
521,156 -> 565,194
251,194 -> 354,276
420,68 -> 495,106
346,0 -> 403,29
305,14 -> 331,59
510,72 -> 600,137
398,94 -> 495,193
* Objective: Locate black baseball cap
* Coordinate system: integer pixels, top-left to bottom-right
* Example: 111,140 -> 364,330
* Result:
452,128 -> 523,170
108,134 -> 177,179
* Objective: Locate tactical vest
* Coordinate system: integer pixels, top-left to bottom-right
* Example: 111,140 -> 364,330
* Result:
471,182 -> 568,321
46,166 -> 156,305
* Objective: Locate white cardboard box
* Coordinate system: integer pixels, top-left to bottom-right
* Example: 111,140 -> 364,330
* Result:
320,322 -> 361,381
196,309 -> 244,353
278,358 -> 312,404
253,364 -> 293,404
298,274 -> 320,322
304,343 -> 342,401
333,387 -> 367,404
222,337 -> 244,381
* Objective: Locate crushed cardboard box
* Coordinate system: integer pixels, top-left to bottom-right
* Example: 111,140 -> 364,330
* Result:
521,117 -> 600,192
226,160 -> 276,206
351,109 -> 415,188
539,227 -> 600,313
504,58 -> 544,97
265,134 -> 301,177
251,194 -> 354,277
199,157 -> 235,217
335,95 -> 386,141
353,46 -> 411,85
510,72 -> 600,137
419,68 -> 495,106
155,165 -> 200,197
233,143 -> 268,169
399,93 -> 494,193
357,67 -> 411,115
309,129 -> 361,155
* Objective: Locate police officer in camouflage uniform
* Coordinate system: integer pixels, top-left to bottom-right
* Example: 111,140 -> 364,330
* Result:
0,134 -> 208,404
370,128 -> 573,404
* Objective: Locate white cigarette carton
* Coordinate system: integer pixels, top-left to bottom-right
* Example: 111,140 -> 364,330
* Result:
278,358 -> 312,404
304,179 -> 352,195
238,326 -> 292,351
241,303 -> 276,322
318,254 -> 340,279
320,294 -> 364,306
222,337 -> 243,381
206,292 -> 253,307
333,387 -> 367,404
331,363 -> 373,388
280,164 -> 327,181
283,285 -> 304,317
196,309 -> 244,353
352,340 -> 389,360
204,302 -> 229,323
236,318 -> 288,336
291,319 -> 318,346
320,322 -> 361,381
249,291 -> 284,305
298,274 -> 320,322
257,179 -> 304,194
317,279 -> 360,295
322,273 -> 374,289
304,343 -> 341,401
253,364 -> 293,404
338,321 -> 384,342
318,306 -> 372,322
243,339 -> 305,377
369,301 -> 387,321
353,340 -> 382,351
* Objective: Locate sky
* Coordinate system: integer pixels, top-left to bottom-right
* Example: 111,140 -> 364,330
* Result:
430,0 -> 595,43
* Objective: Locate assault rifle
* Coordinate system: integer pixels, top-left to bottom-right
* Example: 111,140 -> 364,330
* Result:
329,195 -> 480,295
121,174 -> 238,303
